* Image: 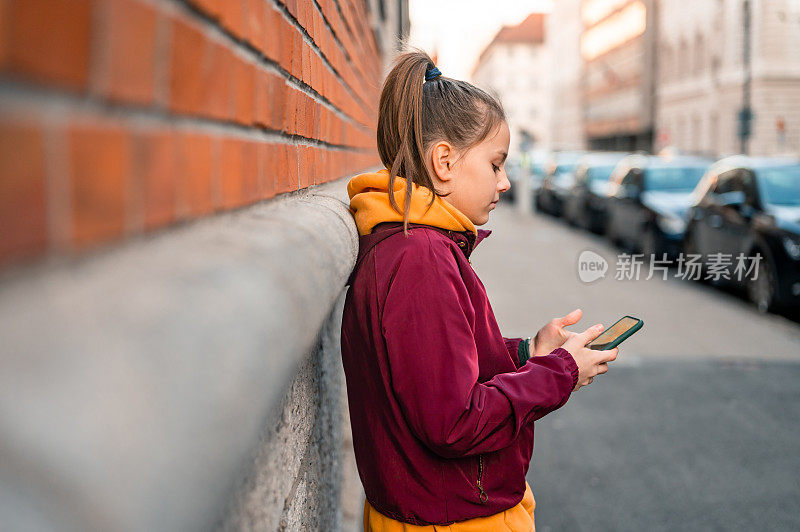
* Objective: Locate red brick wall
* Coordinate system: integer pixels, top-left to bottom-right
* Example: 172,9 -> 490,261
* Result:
0,0 -> 383,268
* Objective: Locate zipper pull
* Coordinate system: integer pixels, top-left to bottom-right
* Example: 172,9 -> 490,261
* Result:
477,454 -> 488,503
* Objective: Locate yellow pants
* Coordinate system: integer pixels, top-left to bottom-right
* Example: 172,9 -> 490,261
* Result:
363,481 -> 536,531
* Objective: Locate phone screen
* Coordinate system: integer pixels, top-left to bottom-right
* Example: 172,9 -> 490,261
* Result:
586,316 -> 639,350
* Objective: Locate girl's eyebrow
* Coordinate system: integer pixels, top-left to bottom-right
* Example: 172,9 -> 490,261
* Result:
495,150 -> 507,163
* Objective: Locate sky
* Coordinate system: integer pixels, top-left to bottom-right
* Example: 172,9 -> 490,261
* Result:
408,0 -> 554,81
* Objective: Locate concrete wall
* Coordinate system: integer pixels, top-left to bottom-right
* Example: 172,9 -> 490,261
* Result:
0,175 -> 371,531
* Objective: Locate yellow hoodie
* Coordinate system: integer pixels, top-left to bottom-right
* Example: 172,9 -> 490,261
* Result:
347,167 -> 477,236
348,167 -> 539,531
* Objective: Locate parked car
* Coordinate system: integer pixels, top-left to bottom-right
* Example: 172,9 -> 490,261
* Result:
534,151 -> 586,216
604,154 -> 712,259
684,155 -> 800,313
563,151 -> 629,232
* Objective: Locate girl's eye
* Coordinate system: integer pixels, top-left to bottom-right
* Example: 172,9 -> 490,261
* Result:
492,164 -> 500,173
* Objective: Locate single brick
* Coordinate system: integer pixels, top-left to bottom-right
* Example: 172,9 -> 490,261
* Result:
69,123 -> 130,249
283,85 -> 297,133
242,140 -> 258,203
254,68 -> 269,128
257,141 -> 276,200
188,0 -> 222,20
245,0 -> 264,51
219,0 -> 244,38
279,16 -> 294,71
275,143 -> 298,194
233,58 -> 255,126
269,73 -> 287,130
263,3 -> 281,61
0,0 -> 11,66
283,0 -> 299,20
0,119 -> 47,264
102,0 -> 158,105
6,0 -> 92,90
179,132 -> 214,217
291,29 -> 302,79
136,129 -> 176,230
169,16 -> 206,115
220,137 -> 244,208
301,42 -> 313,84
203,42 -> 233,121
297,145 -> 310,189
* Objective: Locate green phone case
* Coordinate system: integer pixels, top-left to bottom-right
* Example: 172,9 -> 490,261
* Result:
589,316 -> 643,350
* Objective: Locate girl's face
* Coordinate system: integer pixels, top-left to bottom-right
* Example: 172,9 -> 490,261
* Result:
429,121 -> 511,226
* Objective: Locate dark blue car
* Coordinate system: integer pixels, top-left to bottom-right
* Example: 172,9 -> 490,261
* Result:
604,154 -> 712,260
684,156 -> 800,313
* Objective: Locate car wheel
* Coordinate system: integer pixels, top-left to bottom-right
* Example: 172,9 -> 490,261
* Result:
747,251 -> 777,314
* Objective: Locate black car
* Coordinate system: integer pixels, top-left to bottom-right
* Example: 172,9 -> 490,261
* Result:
604,154 -> 712,260
684,156 -> 800,313
533,151 -> 585,217
563,151 -> 628,233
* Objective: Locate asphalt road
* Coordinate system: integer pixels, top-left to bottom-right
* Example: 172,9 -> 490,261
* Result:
471,200 -> 800,531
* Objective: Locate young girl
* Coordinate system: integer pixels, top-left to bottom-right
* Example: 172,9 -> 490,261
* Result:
340,48 -> 618,531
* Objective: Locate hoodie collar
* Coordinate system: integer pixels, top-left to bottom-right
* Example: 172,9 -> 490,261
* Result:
347,167 -> 477,237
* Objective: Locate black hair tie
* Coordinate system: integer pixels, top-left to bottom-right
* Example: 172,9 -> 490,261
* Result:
425,66 -> 442,82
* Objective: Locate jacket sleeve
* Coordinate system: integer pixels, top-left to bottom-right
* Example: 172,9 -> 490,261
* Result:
381,236 -> 579,459
503,336 -> 531,369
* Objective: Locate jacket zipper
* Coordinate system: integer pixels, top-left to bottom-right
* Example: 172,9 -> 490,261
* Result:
476,454 -> 488,503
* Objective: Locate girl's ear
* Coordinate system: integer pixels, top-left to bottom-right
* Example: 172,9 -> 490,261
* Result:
430,141 -> 454,182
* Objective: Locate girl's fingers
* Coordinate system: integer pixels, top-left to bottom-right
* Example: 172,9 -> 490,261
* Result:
601,348 -> 619,363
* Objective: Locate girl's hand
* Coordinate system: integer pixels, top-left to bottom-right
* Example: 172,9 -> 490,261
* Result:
532,308 -> 583,356
561,323 -> 619,391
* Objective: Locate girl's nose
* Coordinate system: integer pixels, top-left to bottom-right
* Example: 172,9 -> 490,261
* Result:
499,170 -> 511,192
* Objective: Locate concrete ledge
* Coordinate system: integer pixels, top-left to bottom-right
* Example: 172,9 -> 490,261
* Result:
0,175 -> 364,531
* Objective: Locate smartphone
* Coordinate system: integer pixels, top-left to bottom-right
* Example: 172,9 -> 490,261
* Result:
585,315 -> 643,350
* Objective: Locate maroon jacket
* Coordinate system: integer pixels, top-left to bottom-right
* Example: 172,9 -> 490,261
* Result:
340,221 -> 579,525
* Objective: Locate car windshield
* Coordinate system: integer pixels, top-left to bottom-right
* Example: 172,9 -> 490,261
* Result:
586,165 -> 616,183
757,165 -> 800,205
644,166 -> 706,192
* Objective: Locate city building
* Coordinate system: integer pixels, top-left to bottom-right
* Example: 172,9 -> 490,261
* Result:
471,13 -> 550,153
656,0 -> 800,157
548,0 -> 587,151
581,0 -> 657,152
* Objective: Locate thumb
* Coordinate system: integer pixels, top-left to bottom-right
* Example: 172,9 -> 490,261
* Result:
557,308 -> 582,327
